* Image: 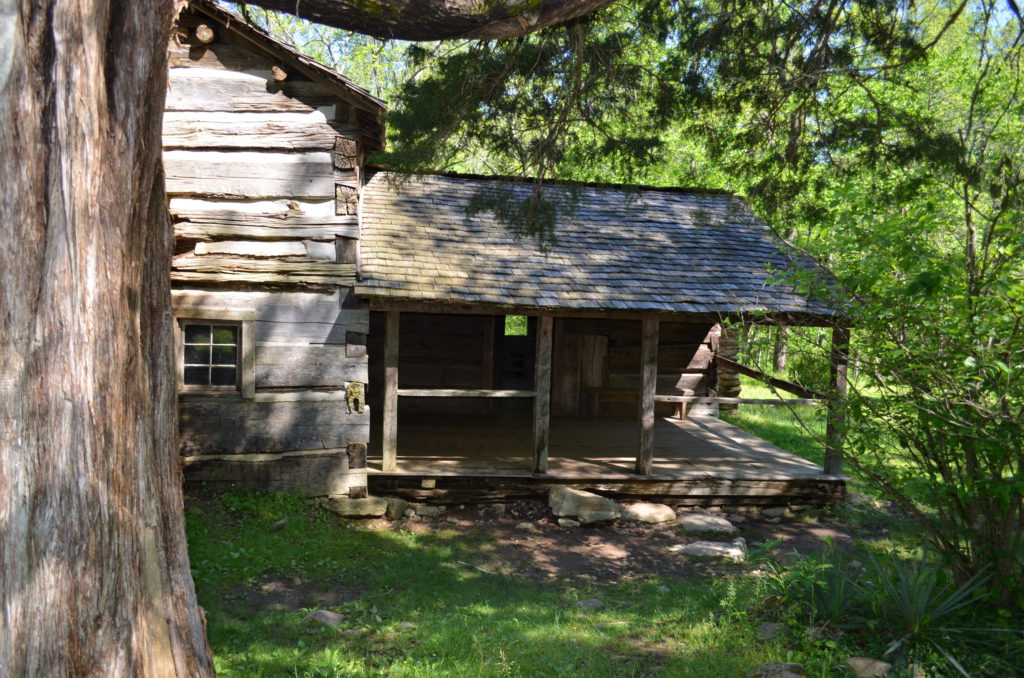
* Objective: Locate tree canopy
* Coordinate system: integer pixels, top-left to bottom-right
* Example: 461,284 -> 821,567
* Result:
251,0 -> 1024,607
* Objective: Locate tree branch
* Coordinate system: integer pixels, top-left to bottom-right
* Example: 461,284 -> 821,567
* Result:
239,0 -> 619,40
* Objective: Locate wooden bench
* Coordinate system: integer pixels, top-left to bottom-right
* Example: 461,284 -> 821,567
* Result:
584,386 -> 695,419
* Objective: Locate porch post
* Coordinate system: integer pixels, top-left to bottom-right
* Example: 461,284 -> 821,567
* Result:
824,325 -> 849,475
382,310 -> 400,472
636,319 -> 659,475
481,316 -> 496,414
532,315 -> 553,473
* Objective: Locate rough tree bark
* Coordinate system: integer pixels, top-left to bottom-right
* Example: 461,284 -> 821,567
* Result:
245,0 -> 619,40
0,1 -> 613,676
772,326 -> 789,373
0,1 -> 214,676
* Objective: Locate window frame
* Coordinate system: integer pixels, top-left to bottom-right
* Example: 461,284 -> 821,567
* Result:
172,306 -> 256,399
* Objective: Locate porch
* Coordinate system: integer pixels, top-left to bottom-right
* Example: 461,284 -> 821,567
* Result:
367,411 -> 845,505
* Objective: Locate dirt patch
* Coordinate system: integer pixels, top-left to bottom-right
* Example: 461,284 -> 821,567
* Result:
395,501 -> 870,583
226,573 -> 362,612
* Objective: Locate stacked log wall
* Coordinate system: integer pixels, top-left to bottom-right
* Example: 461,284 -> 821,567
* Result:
167,12 -> 374,493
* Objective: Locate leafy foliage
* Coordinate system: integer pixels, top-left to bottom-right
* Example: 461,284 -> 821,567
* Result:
240,0 -> 1024,611
757,543 -> 1024,676
806,6 -> 1024,607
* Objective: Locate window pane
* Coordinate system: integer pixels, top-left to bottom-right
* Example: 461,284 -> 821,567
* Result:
184,345 -> 210,365
212,325 -> 237,344
210,366 -> 236,386
183,366 -> 209,386
212,345 -> 237,365
184,325 -> 211,343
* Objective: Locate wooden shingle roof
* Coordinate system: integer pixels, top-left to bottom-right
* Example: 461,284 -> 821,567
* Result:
356,172 -> 838,322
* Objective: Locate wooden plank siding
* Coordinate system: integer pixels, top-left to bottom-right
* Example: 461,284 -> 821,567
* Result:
172,289 -> 370,457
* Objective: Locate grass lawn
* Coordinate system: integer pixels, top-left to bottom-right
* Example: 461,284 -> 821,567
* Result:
719,378 -> 827,466
187,491 -> 848,677
184,381 -> 1018,676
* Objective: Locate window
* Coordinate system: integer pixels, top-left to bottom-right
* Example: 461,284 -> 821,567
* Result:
172,304 -> 256,398
182,323 -> 239,387
504,315 -> 528,336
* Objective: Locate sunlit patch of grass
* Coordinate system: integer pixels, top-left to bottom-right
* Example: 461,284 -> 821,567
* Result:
720,378 -> 827,465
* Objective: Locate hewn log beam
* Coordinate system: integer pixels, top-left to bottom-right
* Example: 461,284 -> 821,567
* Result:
245,0 -> 619,40
824,326 -> 850,475
636,319 -> 659,475
533,316 -> 553,473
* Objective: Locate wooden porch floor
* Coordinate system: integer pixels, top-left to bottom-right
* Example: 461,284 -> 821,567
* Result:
367,415 -> 845,505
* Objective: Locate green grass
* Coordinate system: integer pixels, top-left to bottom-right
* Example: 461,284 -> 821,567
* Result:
187,491 -> 851,678
721,378 -> 925,544
184,380 -> 1015,676
720,379 -> 827,466
187,491 -> 1019,677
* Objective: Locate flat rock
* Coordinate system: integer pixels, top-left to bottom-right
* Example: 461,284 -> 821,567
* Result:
747,663 -> 806,678
575,598 -> 605,610
384,497 -> 409,520
549,487 -> 621,522
414,505 -> 445,518
515,522 -> 538,531
622,502 -> 676,524
327,496 -> 387,518
304,609 -> 343,628
762,507 -> 791,518
846,657 -> 892,677
726,513 -> 747,524
671,538 -> 746,562
558,518 -> 581,528
678,513 -> 738,535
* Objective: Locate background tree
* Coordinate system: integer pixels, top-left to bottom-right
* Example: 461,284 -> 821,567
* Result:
0,2 -> 615,676
357,0 -> 1024,606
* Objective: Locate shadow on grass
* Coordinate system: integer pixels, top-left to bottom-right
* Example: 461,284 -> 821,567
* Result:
186,490 -> 770,678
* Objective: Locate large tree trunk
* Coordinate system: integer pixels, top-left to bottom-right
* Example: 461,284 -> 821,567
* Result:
0,1 -> 213,676
1,1 -> 611,674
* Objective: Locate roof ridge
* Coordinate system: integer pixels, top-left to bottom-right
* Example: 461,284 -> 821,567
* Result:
365,166 -> 741,199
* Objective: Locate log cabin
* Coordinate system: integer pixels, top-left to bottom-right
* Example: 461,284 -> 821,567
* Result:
167,0 -> 848,505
